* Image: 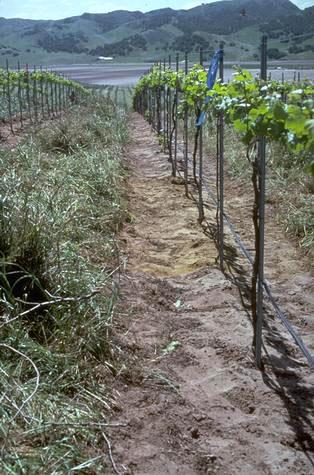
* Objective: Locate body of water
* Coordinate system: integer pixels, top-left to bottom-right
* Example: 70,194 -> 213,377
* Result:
54,64 -> 152,86
54,62 -> 314,86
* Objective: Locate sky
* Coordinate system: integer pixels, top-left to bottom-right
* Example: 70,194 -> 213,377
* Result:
0,0 -> 313,20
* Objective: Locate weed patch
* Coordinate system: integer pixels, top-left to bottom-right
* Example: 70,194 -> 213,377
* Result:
0,94 -> 128,472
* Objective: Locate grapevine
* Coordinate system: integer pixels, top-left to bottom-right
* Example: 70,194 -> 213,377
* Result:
0,67 -> 90,125
134,66 -> 314,173
133,60 -> 314,355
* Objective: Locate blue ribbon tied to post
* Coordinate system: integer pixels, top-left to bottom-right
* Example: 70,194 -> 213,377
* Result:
196,49 -> 223,127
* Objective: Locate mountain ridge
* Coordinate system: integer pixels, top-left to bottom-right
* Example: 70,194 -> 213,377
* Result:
0,0 -> 313,66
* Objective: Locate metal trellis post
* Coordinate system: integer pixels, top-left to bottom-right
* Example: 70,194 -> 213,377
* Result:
54,78 -> 58,116
50,71 -> 54,117
174,53 -> 179,177
218,43 -> 224,270
167,54 -> 171,155
6,59 -> 14,133
163,58 -> 166,151
58,75 -> 62,115
157,61 -> 161,133
198,47 -> 204,222
17,61 -> 23,127
46,71 -> 51,118
25,64 -> 32,121
40,66 -> 44,119
256,35 -> 268,369
184,51 -> 189,197
33,65 -> 38,123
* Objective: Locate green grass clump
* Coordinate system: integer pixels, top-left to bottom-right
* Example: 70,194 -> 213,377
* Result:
0,93 -> 128,473
267,143 -> 314,254
93,85 -> 134,112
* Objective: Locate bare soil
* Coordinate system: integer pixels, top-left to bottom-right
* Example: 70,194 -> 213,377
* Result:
0,118 -> 24,148
108,113 -> 313,475
0,113 -> 67,148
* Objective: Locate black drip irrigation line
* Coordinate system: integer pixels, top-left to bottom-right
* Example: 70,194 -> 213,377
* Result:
263,282 -> 314,368
175,141 -> 314,369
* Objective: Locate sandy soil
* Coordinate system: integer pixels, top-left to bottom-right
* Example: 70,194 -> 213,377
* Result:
107,113 -> 314,474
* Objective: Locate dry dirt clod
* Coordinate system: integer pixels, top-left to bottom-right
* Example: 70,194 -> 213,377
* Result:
191,427 -> 200,439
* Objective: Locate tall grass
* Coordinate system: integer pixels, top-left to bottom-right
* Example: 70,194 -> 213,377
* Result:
0,94 -> 128,472
92,85 -> 134,111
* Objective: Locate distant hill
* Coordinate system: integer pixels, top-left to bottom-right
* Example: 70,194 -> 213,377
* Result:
0,0 -> 313,66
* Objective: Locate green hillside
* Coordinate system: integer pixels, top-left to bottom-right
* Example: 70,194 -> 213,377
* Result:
0,0 -> 313,66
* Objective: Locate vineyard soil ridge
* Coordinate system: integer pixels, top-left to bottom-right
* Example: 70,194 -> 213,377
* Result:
108,113 -> 314,474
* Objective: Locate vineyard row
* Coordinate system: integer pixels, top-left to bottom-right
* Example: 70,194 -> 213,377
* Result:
133,38 -> 314,369
0,62 -> 89,131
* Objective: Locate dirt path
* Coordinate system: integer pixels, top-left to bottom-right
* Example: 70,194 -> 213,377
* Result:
109,113 -> 313,475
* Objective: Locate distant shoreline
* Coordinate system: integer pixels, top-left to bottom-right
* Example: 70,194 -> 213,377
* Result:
52,63 -> 314,86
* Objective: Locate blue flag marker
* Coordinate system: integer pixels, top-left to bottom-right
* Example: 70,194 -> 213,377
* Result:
196,49 -> 223,126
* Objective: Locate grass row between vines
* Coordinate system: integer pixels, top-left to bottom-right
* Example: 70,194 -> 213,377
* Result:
0,94 -> 128,473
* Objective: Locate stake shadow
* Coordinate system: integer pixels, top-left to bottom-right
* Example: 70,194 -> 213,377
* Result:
262,355 -> 314,466
202,215 -> 314,467
175,123 -> 314,466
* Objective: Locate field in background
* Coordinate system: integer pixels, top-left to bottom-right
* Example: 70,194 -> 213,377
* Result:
95,85 -> 134,109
